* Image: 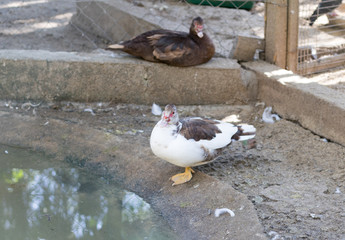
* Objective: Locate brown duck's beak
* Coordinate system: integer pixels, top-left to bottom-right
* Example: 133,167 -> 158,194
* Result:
197,31 -> 204,38
195,24 -> 204,38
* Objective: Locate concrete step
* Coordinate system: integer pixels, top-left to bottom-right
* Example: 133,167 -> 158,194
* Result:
0,50 -> 256,105
244,60 -> 345,147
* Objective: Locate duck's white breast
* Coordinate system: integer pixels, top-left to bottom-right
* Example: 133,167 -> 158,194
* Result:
150,122 -> 206,167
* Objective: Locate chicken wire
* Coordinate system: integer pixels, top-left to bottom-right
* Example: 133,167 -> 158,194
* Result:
298,0 -> 345,75
0,0 -> 266,58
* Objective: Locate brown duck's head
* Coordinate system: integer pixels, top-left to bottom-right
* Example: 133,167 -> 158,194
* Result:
191,17 -> 204,38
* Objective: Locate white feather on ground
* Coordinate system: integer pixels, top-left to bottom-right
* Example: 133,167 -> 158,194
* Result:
214,208 -> 235,217
84,108 -> 95,116
262,107 -> 280,124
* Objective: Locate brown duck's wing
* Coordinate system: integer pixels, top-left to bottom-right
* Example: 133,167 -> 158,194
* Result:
147,31 -> 198,61
179,118 -> 222,142
118,30 -> 168,61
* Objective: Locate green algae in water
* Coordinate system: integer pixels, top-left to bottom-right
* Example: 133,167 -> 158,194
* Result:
0,145 -> 176,240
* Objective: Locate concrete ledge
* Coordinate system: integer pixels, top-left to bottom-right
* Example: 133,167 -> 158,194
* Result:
0,50 -> 256,105
243,61 -> 345,146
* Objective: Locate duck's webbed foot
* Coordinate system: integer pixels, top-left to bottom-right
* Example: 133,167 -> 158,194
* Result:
170,167 -> 195,186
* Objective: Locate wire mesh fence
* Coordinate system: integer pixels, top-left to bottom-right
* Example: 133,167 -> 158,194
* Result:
298,0 -> 345,75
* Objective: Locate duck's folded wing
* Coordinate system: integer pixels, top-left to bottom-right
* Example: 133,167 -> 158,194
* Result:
147,33 -> 195,60
179,118 -> 238,149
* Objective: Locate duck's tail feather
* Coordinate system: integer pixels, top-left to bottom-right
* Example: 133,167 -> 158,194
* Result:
231,124 -> 256,141
106,44 -> 124,50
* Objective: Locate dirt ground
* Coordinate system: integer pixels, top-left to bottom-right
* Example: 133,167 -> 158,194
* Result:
1,101 -> 345,240
1,1 -> 345,239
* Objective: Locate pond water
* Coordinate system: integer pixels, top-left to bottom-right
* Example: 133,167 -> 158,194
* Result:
0,145 -> 176,240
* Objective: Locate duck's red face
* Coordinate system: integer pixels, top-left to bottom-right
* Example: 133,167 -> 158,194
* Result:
161,104 -> 179,125
194,23 -> 204,38
163,111 -> 174,122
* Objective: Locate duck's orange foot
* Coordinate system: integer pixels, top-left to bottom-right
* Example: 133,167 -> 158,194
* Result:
170,167 -> 195,186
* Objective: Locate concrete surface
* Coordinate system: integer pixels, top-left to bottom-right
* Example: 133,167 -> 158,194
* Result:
0,106 -> 267,240
0,50 -> 256,105
71,0 -> 161,43
243,60 -> 345,146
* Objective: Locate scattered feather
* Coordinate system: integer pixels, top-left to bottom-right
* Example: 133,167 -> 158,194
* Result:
262,107 -> 280,124
21,102 -> 41,111
311,47 -> 317,60
255,102 -> 265,107
268,231 -> 281,240
310,213 -> 322,219
214,208 -> 235,217
84,108 -> 95,116
153,4 -> 168,11
5,150 -> 8,154
151,103 -> 162,116
335,187 -> 341,194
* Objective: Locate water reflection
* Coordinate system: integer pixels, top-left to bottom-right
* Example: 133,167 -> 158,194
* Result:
122,191 -> 151,223
0,146 -> 175,240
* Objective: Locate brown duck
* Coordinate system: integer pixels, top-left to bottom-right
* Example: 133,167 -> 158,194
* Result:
106,17 -> 215,67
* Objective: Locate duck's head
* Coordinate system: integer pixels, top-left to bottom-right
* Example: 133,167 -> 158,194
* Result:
191,16 -> 204,38
161,104 -> 179,125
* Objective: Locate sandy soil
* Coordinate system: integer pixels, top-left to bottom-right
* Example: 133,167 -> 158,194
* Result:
1,1 -> 345,239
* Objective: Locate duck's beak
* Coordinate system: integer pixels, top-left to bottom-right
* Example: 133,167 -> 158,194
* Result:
195,24 -> 204,38
163,114 -> 170,122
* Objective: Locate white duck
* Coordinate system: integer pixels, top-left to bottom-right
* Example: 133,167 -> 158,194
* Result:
150,104 -> 256,186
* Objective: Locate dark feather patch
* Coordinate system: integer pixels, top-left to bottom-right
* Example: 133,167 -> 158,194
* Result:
179,118 -> 221,141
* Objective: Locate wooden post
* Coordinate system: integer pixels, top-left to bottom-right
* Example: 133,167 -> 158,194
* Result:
286,0 -> 299,72
265,0 -> 288,69
265,0 -> 299,73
